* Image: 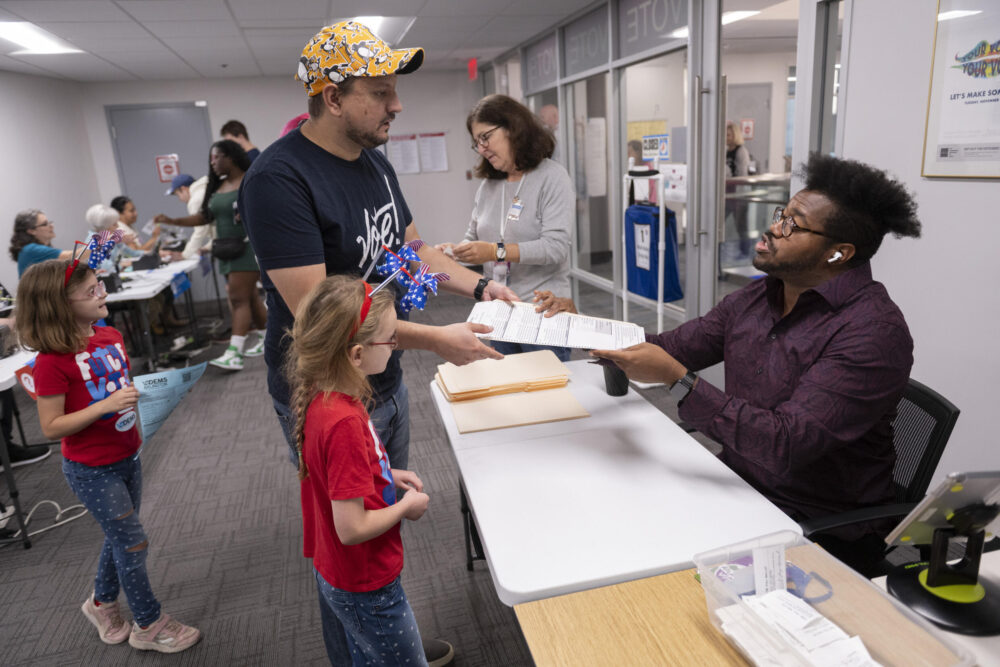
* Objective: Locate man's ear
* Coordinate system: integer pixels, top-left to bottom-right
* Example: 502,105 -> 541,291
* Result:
830,243 -> 856,265
322,84 -> 346,116
347,343 -> 364,368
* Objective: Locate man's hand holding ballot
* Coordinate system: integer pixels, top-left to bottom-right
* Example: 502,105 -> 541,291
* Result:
590,344 -> 689,386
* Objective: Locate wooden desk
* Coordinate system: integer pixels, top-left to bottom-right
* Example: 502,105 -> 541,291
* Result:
515,567 -> 748,667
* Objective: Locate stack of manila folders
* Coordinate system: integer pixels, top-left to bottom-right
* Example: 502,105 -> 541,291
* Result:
434,350 -> 589,433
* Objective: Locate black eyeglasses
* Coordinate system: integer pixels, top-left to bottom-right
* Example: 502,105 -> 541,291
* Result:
470,126 -> 501,152
771,207 -> 834,239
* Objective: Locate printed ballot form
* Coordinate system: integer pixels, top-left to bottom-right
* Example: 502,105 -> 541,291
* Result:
467,301 -> 645,350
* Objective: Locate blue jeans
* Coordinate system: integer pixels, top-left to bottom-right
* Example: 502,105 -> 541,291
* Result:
274,381 -> 410,472
491,340 -> 572,362
62,456 -> 161,627
315,571 -> 427,667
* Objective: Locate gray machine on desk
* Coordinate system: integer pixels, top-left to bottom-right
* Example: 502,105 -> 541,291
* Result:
885,470 -> 1000,636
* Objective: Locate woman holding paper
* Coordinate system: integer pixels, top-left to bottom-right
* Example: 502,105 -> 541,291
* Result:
437,94 -> 575,361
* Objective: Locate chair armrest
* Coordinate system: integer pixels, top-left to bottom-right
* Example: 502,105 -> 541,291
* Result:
800,502 -> 917,537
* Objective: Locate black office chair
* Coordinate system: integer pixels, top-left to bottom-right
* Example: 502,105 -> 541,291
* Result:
799,378 -> 960,567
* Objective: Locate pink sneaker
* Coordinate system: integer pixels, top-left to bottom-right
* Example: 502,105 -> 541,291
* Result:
128,613 -> 201,653
81,595 -> 130,645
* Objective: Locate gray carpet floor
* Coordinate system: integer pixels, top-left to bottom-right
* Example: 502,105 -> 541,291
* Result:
3,291 -> 658,666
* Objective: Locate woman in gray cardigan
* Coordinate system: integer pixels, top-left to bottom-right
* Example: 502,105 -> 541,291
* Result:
438,94 -> 576,361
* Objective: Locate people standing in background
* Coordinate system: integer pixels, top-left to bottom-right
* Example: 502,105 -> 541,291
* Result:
10,209 -> 88,277
437,94 -> 575,361
164,173 -> 213,260
110,196 -> 160,252
154,140 -> 266,370
220,120 -> 260,162
725,121 -> 752,256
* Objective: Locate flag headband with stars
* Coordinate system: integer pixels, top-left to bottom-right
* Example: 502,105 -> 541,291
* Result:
63,229 -> 125,287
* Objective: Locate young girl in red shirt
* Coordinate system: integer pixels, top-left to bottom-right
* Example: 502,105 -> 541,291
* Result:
16,258 -> 200,654
286,275 -> 432,666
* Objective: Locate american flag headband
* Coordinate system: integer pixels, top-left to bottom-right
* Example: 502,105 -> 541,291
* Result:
367,241 -> 450,314
64,229 -> 124,287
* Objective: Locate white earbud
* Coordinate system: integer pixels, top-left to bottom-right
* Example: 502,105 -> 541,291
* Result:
827,251 -> 843,264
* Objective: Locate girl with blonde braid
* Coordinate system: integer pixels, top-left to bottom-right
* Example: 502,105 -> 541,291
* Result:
285,274 -> 432,666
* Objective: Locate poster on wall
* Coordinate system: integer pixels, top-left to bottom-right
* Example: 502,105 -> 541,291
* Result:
921,1 -> 1000,178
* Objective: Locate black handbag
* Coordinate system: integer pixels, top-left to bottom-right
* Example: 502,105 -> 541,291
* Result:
211,237 -> 246,260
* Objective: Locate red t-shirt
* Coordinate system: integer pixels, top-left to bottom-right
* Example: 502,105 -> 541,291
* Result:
300,392 -> 403,593
33,326 -> 140,465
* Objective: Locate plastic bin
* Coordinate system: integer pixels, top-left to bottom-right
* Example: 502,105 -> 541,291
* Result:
694,531 -> 973,667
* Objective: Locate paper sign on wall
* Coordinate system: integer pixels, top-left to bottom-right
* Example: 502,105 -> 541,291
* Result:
155,154 -> 180,183
740,119 -> 755,141
642,134 -> 669,162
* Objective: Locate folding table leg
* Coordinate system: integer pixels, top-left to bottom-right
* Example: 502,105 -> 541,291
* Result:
0,390 -> 32,549
460,479 -> 485,571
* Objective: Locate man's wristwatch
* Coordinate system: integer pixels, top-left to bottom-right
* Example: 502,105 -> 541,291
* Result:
669,371 -> 698,402
474,277 -> 491,301
496,242 -> 507,261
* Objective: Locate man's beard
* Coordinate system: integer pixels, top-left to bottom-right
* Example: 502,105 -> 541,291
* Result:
751,233 -> 825,278
345,118 -> 392,150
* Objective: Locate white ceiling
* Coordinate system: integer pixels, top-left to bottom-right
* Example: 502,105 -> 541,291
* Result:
0,0 -> 802,83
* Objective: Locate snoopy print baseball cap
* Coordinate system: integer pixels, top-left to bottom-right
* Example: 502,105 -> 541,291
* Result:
296,20 -> 424,97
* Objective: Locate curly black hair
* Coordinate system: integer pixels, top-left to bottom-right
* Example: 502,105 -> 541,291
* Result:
467,94 -> 555,180
800,153 -> 921,265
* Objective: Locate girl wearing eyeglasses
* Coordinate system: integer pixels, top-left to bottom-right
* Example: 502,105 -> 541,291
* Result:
285,274 -> 436,666
15,258 -> 201,654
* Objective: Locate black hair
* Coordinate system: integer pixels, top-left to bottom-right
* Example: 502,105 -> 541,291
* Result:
109,195 -> 131,214
467,94 -> 555,180
200,140 -> 251,222
799,153 -> 921,265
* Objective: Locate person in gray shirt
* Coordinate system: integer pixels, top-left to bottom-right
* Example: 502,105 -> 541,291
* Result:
439,95 -> 575,360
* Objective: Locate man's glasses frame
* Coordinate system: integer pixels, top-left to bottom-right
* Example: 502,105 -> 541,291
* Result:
771,207 -> 835,239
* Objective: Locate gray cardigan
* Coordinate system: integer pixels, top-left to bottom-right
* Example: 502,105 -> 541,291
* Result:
463,158 -> 575,300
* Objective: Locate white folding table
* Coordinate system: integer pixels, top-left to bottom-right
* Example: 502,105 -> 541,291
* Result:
430,359 -> 801,606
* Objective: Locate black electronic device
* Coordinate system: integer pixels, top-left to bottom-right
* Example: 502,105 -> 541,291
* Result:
885,471 -> 1000,636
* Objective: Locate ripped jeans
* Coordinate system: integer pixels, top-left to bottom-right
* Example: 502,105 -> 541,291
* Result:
62,455 -> 161,627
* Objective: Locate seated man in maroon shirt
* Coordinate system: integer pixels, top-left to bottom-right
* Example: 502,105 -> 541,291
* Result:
593,154 -> 922,575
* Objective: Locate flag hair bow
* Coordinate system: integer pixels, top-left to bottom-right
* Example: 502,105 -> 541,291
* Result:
88,229 -> 125,269
370,241 -> 450,312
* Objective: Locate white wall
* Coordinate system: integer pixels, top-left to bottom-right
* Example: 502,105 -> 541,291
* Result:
842,0 -> 1000,479
79,70 -> 482,250
0,72 -> 100,290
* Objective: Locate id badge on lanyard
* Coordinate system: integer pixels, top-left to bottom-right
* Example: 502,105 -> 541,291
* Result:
495,180 -> 526,287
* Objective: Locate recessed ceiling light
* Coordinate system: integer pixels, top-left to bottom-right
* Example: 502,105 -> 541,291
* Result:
0,21 -> 82,54
938,10 -> 981,22
669,10 -> 761,39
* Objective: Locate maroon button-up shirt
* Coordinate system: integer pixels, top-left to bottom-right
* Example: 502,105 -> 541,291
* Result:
650,262 -> 912,539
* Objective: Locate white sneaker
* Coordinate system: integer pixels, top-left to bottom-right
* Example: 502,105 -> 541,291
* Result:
209,345 -> 244,371
243,338 -> 264,357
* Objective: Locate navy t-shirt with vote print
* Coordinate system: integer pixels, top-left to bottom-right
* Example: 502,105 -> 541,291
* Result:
240,129 -> 413,407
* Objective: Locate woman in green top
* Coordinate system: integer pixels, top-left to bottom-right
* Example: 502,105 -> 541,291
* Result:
154,140 -> 266,371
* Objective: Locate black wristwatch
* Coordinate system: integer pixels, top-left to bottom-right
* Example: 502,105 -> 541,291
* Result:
473,277 -> 491,301
669,371 -> 698,403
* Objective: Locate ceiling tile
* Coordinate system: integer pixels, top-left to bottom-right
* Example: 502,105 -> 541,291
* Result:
227,0 -> 327,22
0,52 -> 68,77
505,0 -> 596,17
235,19 -> 331,30
0,0 -> 130,22
184,54 -> 260,78
10,51 -> 135,80
419,0 -> 501,17
159,35 -> 248,52
100,50 -> 201,78
115,0 -> 233,22
404,17 -> 491,49
35,21 -> 146,52
144,19 -> 242,39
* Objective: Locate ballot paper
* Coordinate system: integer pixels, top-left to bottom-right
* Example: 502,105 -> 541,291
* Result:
467,301 -> 645,350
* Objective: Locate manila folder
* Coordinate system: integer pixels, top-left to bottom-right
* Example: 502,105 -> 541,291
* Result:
450,387 -> 589,434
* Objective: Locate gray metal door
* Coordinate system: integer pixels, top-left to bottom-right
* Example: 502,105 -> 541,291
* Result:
106,103 -> 218,302
726,83 -> 771,173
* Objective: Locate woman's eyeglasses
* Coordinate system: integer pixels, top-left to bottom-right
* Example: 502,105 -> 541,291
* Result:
470,126 -> 502,152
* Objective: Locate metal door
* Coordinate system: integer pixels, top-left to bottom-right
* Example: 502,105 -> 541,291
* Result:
726,83 -> 772,173
106,103 -> 216,301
